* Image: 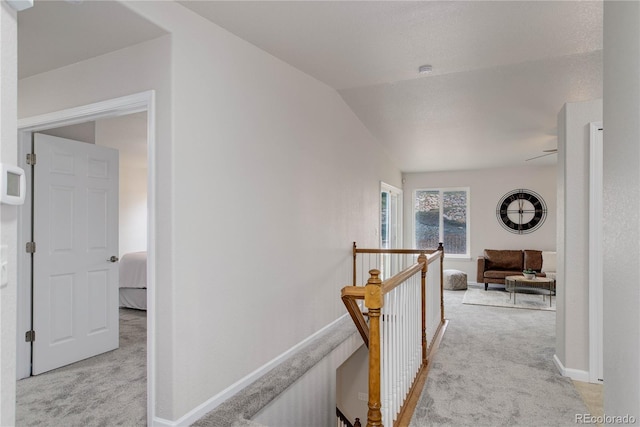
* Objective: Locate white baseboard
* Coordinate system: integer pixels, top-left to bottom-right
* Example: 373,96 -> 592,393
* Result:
151,417 -> 176,427
553,354 -> 590,382
152,314 -> 352,427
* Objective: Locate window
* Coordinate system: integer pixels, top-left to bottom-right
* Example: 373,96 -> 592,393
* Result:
414,188 -> 469,257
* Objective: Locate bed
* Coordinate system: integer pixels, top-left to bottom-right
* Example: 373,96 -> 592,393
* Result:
119,251 -> 147,310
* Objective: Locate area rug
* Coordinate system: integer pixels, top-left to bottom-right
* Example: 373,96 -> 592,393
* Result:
462,287 -> 555,311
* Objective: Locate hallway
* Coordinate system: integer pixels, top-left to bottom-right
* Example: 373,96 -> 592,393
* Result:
410,287 -> 589,426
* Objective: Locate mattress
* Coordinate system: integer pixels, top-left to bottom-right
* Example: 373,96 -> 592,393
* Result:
119,251 -> 147,310
119,288 -> 147,310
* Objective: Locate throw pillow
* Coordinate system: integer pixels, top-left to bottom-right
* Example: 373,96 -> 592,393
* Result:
541,251 -> 557,273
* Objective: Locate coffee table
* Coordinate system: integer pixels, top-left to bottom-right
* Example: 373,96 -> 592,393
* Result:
505,275 -> 555,307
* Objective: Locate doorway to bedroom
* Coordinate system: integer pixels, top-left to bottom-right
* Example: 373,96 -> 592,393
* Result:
15,98 -> 153,425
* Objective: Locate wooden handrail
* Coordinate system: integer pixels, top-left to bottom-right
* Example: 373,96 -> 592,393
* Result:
380,252 -> 439,295
354,248 -> 440,254
352,242 -> 444,286
341,286 -> 368,345
353,241 -> 444,254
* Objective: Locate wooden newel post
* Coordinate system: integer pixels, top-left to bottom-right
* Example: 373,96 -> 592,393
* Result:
418,253 -> 428,363
365,269 -> 383,427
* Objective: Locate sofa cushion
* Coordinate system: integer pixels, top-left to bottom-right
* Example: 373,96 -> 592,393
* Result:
483,249 -> 523,271
524,250 -> 543,271
484,270 -> 522,280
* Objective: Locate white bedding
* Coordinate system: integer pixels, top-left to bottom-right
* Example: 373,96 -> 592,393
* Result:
119,288 -> 147,310
119,251 -> 147,289
119,251 -> 147,310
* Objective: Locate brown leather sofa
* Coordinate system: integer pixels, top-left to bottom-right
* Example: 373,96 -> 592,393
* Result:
477,249 -> 547,291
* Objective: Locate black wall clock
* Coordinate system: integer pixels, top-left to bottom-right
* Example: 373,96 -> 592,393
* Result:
496,189 -> 547,234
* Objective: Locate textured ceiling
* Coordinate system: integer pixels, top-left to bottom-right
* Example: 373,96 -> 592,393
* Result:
179,0 -> 603,172
18,1 -> 603,172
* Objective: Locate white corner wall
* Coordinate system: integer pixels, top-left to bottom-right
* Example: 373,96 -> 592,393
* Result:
603,2 -> 640,420
402,165 -> 557,280
0,3 -> 18,426
555,99 -> 602,379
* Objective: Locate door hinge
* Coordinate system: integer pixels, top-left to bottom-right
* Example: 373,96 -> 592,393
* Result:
26,153 -> 36,166
26,242 -> 36,253
25,330 -> 35,342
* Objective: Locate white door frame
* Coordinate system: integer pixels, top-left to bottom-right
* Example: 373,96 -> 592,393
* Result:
589,122 -> 604,384
380,182 -> 403,249
17,91 -> 156,422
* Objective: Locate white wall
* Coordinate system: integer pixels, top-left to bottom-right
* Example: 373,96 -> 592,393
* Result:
124,2 -> 401,421
40,121 -> 96,144
336,345 -> 368,423
96,113 -> 148,256
555,99 -> 602,378
402,165 -> 557,280
0,3 -> 18,425
19,2 -> 401,422
603,2 -> 640,421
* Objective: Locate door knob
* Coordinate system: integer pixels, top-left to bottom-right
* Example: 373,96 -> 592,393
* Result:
107,256 -> 119,263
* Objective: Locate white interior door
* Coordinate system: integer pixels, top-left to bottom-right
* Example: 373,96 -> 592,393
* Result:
32,133 -> 119,375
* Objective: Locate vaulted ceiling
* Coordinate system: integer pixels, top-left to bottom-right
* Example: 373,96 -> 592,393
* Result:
18,1 -> 603,172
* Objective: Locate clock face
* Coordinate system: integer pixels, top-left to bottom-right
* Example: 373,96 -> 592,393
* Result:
496,189 -> 547,234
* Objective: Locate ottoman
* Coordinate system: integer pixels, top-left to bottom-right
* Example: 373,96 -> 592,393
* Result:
444,269 -> 467,290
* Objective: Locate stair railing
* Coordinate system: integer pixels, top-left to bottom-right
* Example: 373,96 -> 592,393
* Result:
341,244 -> 445,427
336,407 -> 361,427
352,242 -> 444,287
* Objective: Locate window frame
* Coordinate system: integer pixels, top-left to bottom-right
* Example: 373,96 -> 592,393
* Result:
412,187 -> 470,259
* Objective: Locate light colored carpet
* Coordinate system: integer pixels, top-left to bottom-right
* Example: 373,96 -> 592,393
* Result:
410,290 -> 588,426
14,292 -> 586,427
463,287 -> 555,311
16,308 -> 146,427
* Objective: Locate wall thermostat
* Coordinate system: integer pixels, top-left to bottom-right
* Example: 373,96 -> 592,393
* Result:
0,163 -> 26,205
